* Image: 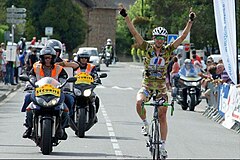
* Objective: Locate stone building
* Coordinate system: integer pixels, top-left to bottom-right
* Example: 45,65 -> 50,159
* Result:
75,0 -> 136,52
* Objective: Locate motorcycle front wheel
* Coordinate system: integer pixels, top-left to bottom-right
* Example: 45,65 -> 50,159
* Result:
77,108 -> 86,138
189,94 -> 196,111
41,119 -> 53,155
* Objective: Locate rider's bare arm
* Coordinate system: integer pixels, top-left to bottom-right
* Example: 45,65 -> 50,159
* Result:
172,8 -> 196,48
119,4 -> 144,46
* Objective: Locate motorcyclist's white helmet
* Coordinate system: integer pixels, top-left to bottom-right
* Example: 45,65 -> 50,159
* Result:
46,39 -> 63,57
152,27 -> 168,37
107,39 -> 112,45
184,59 -> 191,64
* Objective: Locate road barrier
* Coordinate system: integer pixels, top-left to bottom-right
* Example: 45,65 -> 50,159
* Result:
202,81 -> 240,134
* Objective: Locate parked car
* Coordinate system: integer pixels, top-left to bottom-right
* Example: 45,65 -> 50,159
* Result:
77,47 -> 101,71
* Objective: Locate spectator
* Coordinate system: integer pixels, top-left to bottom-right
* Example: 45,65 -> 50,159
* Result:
28,49 -> 38,71
137,48 -> 142,63
200,56 -> 207,71
0,49 -> 6,82
4,54 -> 15,85
25,46 -> 33,72
131,45 -> 137,62
177,53 -> 183,67
14,47 -> 21,84
170,56 -> 180,85
191,49 -> 201,64
30,37 -> 36,45
216,63 -> 233,84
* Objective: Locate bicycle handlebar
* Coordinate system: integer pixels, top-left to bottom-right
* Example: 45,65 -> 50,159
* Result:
143,100 -> 175,116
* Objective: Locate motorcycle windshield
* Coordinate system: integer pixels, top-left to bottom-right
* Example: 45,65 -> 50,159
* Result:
180,75 -> 202,82
35,77 -> 61,88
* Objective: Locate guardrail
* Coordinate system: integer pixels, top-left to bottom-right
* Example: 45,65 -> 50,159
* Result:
202,80 -> 240,134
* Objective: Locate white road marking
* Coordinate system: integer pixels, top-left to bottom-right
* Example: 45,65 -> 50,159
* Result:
0,90 -> 18,105
112,86 -> 134,90
100,100 -> 124,159
96,85 -> 106,88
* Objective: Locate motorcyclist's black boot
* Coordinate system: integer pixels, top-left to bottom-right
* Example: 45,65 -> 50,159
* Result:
23,111 -> 33,138
95,96 -> 100,113
58,128 -> 68,140
58,111 -> 69,140
23,127 -> 32,138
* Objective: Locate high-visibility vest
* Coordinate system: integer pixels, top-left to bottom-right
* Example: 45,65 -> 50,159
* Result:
33,63 -> 63,81
105,46 -> 112,53
75,63 -> 94,74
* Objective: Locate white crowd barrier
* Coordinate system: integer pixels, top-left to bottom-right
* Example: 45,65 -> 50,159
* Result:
202,82 -> 240,134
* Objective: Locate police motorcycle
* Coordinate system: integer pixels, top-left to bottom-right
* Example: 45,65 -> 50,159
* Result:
69,72 -> 107,138
172,73 -> 202,111
103,51 -> 112,67
19,75 -> 76,155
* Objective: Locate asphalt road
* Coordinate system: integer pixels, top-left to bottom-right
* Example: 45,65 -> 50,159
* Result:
0,62 -> 239,159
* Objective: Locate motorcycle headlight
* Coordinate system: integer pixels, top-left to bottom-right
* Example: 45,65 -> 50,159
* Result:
83,89 -> 92,97
36,97 -> 60,107
74,88 -> 82,96
184,81 -> 200,86
36,97 -> 48,106
48,98 -> 60,106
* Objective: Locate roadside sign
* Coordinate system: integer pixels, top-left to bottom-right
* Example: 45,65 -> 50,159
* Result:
7,7 -> 26,13
7,13 -> 26,19
45,27 -> 53,36
6,19 -> 26,24
167,34 -> 178,44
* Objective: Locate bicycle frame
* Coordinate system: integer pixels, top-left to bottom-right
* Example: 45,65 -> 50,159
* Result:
143,90 -> 174,160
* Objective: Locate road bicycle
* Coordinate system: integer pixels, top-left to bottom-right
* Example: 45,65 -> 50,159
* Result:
142,90 -> 174,160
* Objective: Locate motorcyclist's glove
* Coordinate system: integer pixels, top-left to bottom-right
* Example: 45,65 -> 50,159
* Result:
95,78 -> 102,84
119,8 -> 128,17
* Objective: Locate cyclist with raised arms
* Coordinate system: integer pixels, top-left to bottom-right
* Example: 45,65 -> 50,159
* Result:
119,4 -> 196,157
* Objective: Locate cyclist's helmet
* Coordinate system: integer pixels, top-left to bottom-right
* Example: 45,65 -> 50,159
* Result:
39,46 -> 57,65
77,50 -> 90,62
46,39 -> 63,56
152,27 -> 168,37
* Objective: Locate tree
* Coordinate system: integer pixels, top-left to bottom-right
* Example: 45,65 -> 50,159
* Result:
4,0 -> 87,53
39,0 -> 86,53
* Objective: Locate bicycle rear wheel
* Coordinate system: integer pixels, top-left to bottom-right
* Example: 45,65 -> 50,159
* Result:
151,120 -> 160,160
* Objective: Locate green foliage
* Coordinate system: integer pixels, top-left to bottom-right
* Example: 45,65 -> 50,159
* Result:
2,0 -> 87,53
116,0 -> 240,56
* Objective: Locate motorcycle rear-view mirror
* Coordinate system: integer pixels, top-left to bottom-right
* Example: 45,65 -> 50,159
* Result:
67,77 -> 77,83
99,73 -> 107,78
19,75 -> 30,81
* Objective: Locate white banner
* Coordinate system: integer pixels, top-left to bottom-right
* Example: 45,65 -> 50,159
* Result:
213,0 -> 237,84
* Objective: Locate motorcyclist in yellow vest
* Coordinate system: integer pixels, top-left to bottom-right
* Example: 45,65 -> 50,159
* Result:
22,46 -> 69,140
75,51 -> 101,118
104,39 -> 114,63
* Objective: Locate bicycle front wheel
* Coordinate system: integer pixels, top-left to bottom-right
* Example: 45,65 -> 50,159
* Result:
151,120 -> 160,160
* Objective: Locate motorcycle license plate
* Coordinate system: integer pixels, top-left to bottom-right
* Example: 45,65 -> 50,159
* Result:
75,72 -> 94,84
35,84 -> 60,97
